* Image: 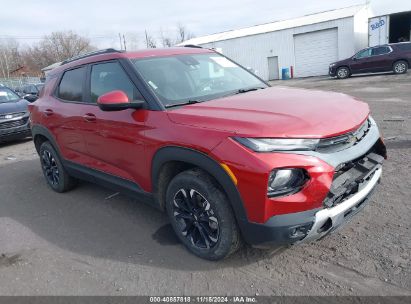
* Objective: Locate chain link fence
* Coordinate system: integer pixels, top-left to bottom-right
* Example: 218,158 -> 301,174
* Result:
0,77 -> 42,90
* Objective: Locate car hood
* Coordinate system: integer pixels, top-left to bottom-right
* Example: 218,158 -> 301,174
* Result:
0,99 -> 29,114
332,57 -> 352,66
167,87 -> 369,138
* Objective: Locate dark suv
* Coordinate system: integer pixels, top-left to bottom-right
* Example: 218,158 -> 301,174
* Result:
29,48 -> 385,260
0,86 -> 31,142
329,42 -> 411,79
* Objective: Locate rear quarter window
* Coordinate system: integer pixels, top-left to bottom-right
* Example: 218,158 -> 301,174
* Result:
57,66 -> 86,102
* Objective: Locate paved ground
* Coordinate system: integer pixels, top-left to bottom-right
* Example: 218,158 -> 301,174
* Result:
0,72 -> 410,296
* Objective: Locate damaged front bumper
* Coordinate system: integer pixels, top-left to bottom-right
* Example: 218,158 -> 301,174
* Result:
239,118 -> 386,248
298,164 -> 382,243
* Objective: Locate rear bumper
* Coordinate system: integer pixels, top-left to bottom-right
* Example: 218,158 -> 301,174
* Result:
240,167 -> 381,247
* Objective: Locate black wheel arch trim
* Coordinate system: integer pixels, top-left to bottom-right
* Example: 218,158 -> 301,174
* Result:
31,124 -> 62,155
151,146 -> 249,223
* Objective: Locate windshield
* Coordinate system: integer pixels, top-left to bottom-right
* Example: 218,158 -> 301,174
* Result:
0,87 -> 20,103
131,53 -> 267,107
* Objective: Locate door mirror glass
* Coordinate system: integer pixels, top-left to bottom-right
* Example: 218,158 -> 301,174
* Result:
97,90 -> 144,111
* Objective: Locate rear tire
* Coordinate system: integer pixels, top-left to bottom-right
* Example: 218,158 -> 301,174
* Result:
393,60 -> 408,74
165,169 -> 242,260
39,141 -> 77,193
336,67 -> 350,79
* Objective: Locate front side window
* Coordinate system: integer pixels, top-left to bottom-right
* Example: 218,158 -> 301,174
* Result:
372,46 -> 390,56
355,49 -> 372,59
131,53 -> 267,107
90,61 -> 143,103
57,67 -> 86,102
0,87 -> 20,103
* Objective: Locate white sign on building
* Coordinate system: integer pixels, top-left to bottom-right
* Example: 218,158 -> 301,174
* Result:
369,16 -> 389,47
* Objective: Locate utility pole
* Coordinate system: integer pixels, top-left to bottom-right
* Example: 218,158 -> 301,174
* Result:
123,34 -> 127,51
145,30 -> 149,48
118,33 -> 123,50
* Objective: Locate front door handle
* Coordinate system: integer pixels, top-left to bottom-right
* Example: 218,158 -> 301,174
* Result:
43,109 -> 54,116
83,113 -> 96,122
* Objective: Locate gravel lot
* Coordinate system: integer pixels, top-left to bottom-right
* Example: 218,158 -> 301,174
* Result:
0,73 -> 410,296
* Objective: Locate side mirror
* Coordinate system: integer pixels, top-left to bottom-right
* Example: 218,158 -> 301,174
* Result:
97,90 -> 144,111
352,57 -> 358,61
23,94 -> 38,102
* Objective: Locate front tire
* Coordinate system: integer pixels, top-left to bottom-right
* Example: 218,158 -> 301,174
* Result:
39,141 -> 77,193
165,169 -> 242,260
336,67 -> 350,79
393,60 -> 408,74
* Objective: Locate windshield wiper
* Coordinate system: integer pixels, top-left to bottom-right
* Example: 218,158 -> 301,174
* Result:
164,100 -> 202,109
236,87 -> 266,94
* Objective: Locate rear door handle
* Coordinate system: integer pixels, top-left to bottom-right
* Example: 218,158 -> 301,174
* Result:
83,113 -> 96,122
43,109 -> 54,116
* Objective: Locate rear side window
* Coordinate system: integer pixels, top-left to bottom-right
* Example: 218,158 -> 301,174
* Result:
90,61 -> 143,103
57,66 -> 86,102
372,46 -> 390,56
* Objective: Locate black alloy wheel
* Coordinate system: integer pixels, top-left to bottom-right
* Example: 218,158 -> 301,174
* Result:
166,169 -> 242,260
41,149 -> 60,186
172,188 -> 220,249
39,141 -> 77,193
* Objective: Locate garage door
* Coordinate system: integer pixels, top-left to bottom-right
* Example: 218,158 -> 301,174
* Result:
294,28 -> 338,77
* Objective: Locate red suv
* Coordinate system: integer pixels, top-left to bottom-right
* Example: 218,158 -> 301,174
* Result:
29,47 -> 386,260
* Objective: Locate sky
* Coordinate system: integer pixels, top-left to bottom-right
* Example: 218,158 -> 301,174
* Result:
0,0 -> 409,49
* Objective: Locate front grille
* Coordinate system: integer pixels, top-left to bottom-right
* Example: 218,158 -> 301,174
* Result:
0,112 -> 26,120
0,118 -> 28,129
324,146 -> 384,208
317,119 -> 371,153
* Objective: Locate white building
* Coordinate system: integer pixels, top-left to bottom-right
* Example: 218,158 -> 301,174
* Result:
180,3 -> 411,80
41,61 -> 62,76
368,3 -> 411,47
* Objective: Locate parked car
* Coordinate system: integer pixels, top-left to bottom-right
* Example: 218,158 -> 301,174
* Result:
21,83 -> 44,101
29,48 -> 386,260
329,42 -> 411,79
0,86 -> 32,142
14,86 -> 24,97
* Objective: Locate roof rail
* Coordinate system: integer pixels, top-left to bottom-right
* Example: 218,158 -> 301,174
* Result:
62,48 -> 123,65
183,44 -> 203,49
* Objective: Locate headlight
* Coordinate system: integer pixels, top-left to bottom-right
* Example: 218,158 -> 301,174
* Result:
234,137 -> 319,152
330,63 -> 336,67
268,168 -> 308,197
